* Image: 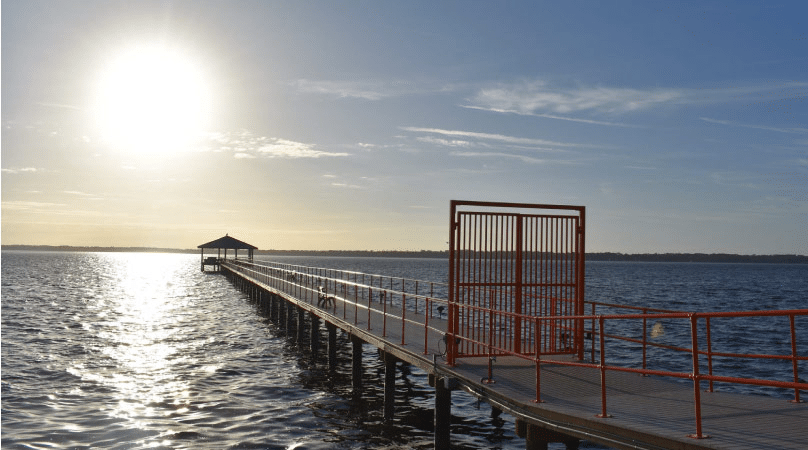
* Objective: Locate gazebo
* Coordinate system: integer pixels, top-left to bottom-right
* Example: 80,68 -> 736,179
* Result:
198,234 -> 258,271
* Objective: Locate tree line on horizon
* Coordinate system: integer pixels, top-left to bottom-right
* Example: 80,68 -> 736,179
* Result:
2,245 -> 807,263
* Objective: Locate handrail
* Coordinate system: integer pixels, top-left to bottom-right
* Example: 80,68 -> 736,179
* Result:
223,259 -> 806,440
224,259 -> 450,355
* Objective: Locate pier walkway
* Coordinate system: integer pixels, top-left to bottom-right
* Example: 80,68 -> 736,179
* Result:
207,201 -> 806,449
221,258 -> 807,450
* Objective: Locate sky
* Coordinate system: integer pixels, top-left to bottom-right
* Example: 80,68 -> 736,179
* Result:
2,1 -> 807,253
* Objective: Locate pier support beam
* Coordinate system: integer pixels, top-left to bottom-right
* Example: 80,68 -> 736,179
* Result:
310,313 -> 320,355
434,376 -> 452,450
351,335 -> 364,394
286,300 -> 295,330
277,298 -> 286,329
516,420 -> 580,450
327,322 -> 338,371
270,294 -> 278,322
384,353 -> 398,422
297,306 -> 306,344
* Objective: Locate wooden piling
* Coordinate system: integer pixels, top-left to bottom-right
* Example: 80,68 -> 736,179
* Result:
310,313 -> 320,355
351,335 -> 363,393
327,322 -> 338,371
296,306 -> 305,344
384,353 -> 397,422
516,420 -> 580,450
434,376 -> 451,450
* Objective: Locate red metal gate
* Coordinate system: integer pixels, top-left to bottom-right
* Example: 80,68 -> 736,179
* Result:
447,201 -> 586,365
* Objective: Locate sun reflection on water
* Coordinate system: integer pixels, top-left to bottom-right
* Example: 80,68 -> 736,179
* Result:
73,253 -> 197,441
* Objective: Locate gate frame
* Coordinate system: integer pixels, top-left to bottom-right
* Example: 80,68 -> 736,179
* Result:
447,200 -> 586,366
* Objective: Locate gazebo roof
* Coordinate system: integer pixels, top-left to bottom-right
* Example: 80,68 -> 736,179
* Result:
197,235 -> 257,250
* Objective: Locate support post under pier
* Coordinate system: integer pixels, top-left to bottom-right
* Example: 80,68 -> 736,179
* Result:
296,306 -> 305,344
516,419 -> 580,450
434,376 -> 451,450
310,313 -> 320,355
351,335 -> 363,395
327,322 -> 338,371
286,300 -> 294,330
384,353 -> 397,422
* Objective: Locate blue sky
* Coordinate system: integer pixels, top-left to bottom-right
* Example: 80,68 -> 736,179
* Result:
2,1 -> 806,253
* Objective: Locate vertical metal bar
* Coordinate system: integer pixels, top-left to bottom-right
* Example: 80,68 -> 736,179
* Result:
577,208 -> 586,361
790,314 -> 801,403
401,293 -> 407,345
706,317 -> 714,392
534,316 -> 544,403
597,316 -> 609,418
689,314 -> 706,439
423,297 -> 430,355
497,214 -> 503,352
642,308 -> 648,371
539,216 -> 545,353
514,214 -> 523,354
447,201 -> 457,366
370,286 -> 374,331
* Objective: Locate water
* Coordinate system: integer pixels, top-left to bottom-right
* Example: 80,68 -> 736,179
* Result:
2,252 -> 806,449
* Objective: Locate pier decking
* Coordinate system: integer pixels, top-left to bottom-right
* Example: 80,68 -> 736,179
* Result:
221,258 -> 807,450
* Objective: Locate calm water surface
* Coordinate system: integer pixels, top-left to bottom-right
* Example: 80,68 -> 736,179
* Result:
2,252 -> 806,449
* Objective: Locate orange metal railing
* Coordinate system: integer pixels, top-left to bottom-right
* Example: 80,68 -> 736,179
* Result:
223,259 -> 450,355
222,259 -> 807,440
531,307 -> 808,439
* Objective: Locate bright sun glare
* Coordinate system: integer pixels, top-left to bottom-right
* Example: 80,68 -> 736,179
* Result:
93,44 -> 211,155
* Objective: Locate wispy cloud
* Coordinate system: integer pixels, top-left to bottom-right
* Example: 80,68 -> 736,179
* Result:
256,139 -> 350,158
2,200 -> 67,211
467,80 -> 808,123
208,130 -> 350,159
700,117 -> 808,134
401,126 -> 581,148
36,102 -> 83,110
416,136 -> 472,147
293,79 -> 405,100
469,81 -> 686,116
461,105 -> 641,127
451,151 -> 544,164
2,167 -> 41,174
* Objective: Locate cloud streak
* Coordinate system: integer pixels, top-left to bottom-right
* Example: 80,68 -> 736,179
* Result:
401,126 -> 581,148
700,117 -> 808,134
451,151 -> 544,164
293,79 -> 420,100
209,130 -> 350,159
2,167 -> 41,174
467,80 -> 808,121
469,81 -> 686,115
460,105 -> 641,127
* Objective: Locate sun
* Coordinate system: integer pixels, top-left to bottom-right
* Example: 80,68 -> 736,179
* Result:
92,43 -> 211,155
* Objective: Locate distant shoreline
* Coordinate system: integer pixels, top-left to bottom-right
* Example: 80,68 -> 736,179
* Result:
2,245 -> 807,263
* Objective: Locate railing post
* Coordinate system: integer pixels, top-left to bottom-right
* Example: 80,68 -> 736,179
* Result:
642,308 -> 648,372
688,314 -> 708,439
590,303 -> 596,363
596,316 -> 610,418
706,317 -> 714,392
790,314 -> 802,403
534,316 -> 544,403
401,293 -> 407,345
423,298 -> 431,355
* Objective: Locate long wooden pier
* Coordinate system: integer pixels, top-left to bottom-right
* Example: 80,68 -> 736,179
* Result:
221,259 -> 808,450
205,201 -> 806,449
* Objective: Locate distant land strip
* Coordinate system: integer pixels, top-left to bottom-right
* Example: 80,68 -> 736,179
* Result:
2,245 -> 807,263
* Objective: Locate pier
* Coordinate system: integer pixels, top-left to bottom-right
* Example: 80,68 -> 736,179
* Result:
210,201 -> 808,450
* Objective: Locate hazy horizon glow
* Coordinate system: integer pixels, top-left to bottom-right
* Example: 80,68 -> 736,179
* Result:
2,1 -> 806,254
